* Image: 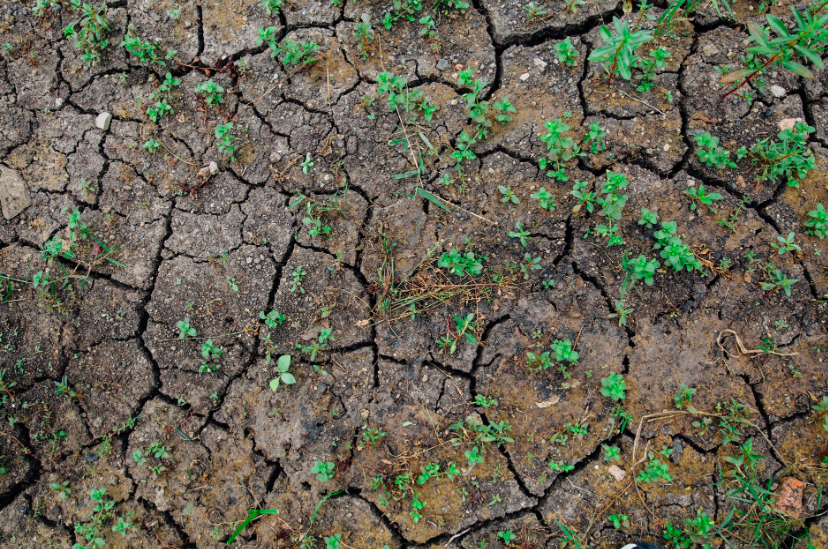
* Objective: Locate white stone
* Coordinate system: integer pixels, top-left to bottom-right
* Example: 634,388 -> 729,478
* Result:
770,85 -> 786,98
608,465 -> 626,482
702,44 -> 719,57
95,112 -> 112,131
533,57 -> 548,70
519,72 -> 531,81
209,161 -> 219,175
778,117 -> 803,131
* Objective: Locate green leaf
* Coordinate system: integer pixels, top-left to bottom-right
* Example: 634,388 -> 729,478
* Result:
794,45 -> 824,69
277,354 -> 291,372
765,15 -> 791,38
392,169 -> 420,180
719,68 -> 752,84
416,188 -> 450,211
269,378 -> 280,391
281,372 -> 296,385
780,60 -> 814,79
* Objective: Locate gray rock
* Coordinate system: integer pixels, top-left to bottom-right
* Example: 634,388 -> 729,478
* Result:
0,165 -> 30,220
436,58 -> 450,71
770,85 -> 786,98
701,44 -> 719,58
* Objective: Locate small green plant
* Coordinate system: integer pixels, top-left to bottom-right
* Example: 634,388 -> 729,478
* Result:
583,122 -> 607,153
498,185 -> 520,204
195,79 -> 224,106
54,376 -> 78,399
121,31 -> 170,65
636,452 -> 673,483
176,316 -> 197,339
530,187 -> 555,211
141,138 -> 160,153
571,180 -> 596,213
260,0 -> 284,16
464,446 -> 485,465
634,47 -> 670,92
290,266 -> 307,293
638,207 -> 658,228
555,37 -> 579,66
325,533 -> 341,549
269,355 -> 296,391
600,372 -> 626,401
312,460 -> 335,482
353,14 -> 374,60
73,488 -> 115,549
607,513 -> 629,529
684,183 -> 723,212
805,203 -> 828,238
772,232 -> 801,255
653,221 -> 704,273
627,254 -> 660,286
588,17 -> 654,84
362,427 -> 387,446
271,37 -> 320,67
471,395 -> 498,408
64,3 -> 111,65
507,222 -> 531,248
497,530 -> 517,544
493,97 -> 516,124
548,460 -> 575,472
551,339 -> 579,364
603,444 -> 621,461
146,99 -> 172,123
260,309 -> 286,329
201,339 -> 222,360
436,314 -> 478,355
674,384 -> 696,409
538,119 -> 582,180
694,133 -> 735,169
50,480 -> 72,500
760,267 -> 798,297
438,248 -> 485,276
214,122 -> 236,161
524,2 -> 548,23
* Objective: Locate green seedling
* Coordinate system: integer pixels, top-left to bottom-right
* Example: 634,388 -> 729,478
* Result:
498,185 -> 520,204
195,79 -> 225,106
354,14 -> 374,60
571,180 -> 596,213
141,138 -> 160,153
215,122 -> 236,161
539,119 -> 582,180
638,207 -> 658,228
362,427 -> 386,446
498,530 -> 517,544
530,187 -> 555,211
694,132 -> 735,169
176,316 -> 197,339
290,266 -> 307,293
464,446 -> 485,465
634,47 -> 670,92
760,268 -> 798,296
588,17 -> 654,83
201,339 -> 222,360
636,452 -> 673,483
720,9 -> 828,99
772,232 -> 801,255
271,37 -> 320,67
674,384 -> 696,409
603,444 -> 621,461
583,122 -> 607,153
64,3 -> 111,65
684,183 -> 723,212
601,372 -> 626,401
260,0 -> 284,16
750,121 -> 815,188
269,355 -> 296,391
121,32 -> 168,65
438,248 -> 485,276
312,460 -> 335,482
608,513 -> 629,529
50,480 -> 72,500
260,309 -> 286,329
524,2 -> 548,23
507,222 -> 530,247
493,97 -> 516,124
627,254 -> 660,286
805,203 -> 828,238
555,37 -> 579,66
551,339 -> 579,364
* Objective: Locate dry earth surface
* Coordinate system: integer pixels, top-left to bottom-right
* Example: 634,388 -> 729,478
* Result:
0,0 -> 827,548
